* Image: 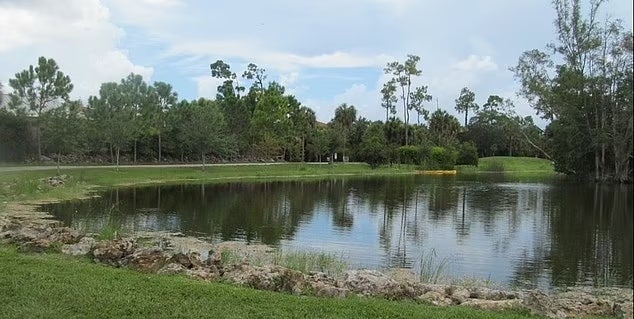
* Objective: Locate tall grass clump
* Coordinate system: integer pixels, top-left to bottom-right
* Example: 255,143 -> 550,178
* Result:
274,250 -> 348,276
418,249 -> 451,284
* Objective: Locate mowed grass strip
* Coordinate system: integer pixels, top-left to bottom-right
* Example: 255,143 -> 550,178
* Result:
0,163 -> 415,203
457,157 -> 556,176
0,247 -> 542,319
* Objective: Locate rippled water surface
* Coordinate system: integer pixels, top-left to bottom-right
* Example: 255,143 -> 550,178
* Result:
44,175 -> 633,289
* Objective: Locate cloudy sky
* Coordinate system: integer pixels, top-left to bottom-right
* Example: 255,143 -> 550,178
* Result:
1,0 -> 632,126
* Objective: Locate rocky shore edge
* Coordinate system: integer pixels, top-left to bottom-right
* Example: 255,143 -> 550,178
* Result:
1,210 -> 632,319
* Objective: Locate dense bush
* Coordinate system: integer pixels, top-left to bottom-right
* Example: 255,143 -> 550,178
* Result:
398,145 -> 420,165
426,146 -> 458,170
456,142 -> 478,166
360,123 -> 388,168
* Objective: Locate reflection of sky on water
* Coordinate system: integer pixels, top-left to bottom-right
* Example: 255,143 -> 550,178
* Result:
278,182 -> 554,288
44,176 -> 633,290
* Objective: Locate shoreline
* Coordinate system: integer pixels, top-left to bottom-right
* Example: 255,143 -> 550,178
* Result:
1,165 -> 631,318
1,209 -> 632,319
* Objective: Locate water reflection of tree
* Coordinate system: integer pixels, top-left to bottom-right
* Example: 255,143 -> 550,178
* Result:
511,183 -> 633,288
44,177 -> 633,288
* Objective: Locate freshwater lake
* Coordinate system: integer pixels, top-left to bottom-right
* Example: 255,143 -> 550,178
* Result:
43,175 -> 633,290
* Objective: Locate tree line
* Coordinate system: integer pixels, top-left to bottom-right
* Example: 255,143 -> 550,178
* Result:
0,0 -> 631,181
0,55 -> 545,171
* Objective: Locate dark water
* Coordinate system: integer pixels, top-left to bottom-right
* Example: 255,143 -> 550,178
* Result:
43,175 -> 633,289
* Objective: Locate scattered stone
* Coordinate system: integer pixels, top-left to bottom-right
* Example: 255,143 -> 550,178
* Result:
41,175 -> 69,187
343,269 -> 398,297
158,263 -> 187,275
48,227 -> 82,244
451,288 -> 472,304
2,206 -> 632,319
168,252 -> 203,269
126,247 -> 171,272
92,239 -> 136,267
61,237 -> 96,256
186,267 -> 218,281
419,291 -> 452,306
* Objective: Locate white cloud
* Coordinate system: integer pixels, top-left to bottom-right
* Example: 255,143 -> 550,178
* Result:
0,0 -> 152,100
138,0 -> 183,7
279,72 -> 300,87
306,83 -> 383,123
167,40 -> 392,72
194,76 -> 224,99
452,55 -> 498,72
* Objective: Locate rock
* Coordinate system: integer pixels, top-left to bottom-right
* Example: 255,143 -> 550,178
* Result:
18,238 -> 53,252
158,263 -> 187,275
61,237 -> 96,256
186,268 -> 218,281
451,288 -> 472,304
224,264 -> 308,294
126,247 -> 171,272
614,302 -> 633,319
49,227 -> 82,244
310,281 -> 350,298
343,269 -> 398,297
522,291 -> 557,318
205,250 -> 222,266
92,239 -> 136,267
419,291 -> 451,306
462,299 -> 523,311
477,288 -> 518,300
41,175 -> 68,187
169,252 -> 203,269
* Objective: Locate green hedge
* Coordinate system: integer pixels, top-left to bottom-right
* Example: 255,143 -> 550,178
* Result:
395,145 -> 458,170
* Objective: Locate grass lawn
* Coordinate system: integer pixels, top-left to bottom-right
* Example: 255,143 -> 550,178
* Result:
457,157 -> 556,177
0,246 -> 542,319
0,163 -> 415,204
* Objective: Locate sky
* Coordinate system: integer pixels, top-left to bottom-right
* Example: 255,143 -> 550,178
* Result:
1,0 -> 632,127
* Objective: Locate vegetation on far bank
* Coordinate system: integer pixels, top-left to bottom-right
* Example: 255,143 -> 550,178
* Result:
3,1 -> 630,181
0,246 -> 544,319
0,163 -> 416,205
457,157 -> 556,176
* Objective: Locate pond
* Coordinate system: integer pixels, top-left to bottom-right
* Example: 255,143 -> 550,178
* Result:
43,175 -> 633,290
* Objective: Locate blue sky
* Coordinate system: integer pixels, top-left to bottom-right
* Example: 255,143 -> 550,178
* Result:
1,0 -> 632,126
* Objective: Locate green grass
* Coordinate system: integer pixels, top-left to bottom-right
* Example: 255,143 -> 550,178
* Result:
0,246 -> 543,319
457,157 -> 556,177
0,163 -> 415,205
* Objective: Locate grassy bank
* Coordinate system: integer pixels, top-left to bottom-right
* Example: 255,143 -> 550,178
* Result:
457,157 -> 556,177
0,163 -> 414,205
0,246 -> 541,319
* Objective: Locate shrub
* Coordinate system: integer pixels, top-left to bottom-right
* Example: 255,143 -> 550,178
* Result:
456,142 -> 479,166
398,145 -> 420,165
360,123 -> 388,168
425,146 -> 458,170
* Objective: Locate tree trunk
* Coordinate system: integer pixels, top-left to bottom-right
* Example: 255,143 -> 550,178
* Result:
56,152 -> 61,176
464,110 -> 468,127
133,139 -> 137,164
158,133 -> 162,164
301,136 -> 305,162
110,143 -> 114,164
201,151 -> 205,171
36,124 -> 42,162
116,147 -> 120,171
595,150 -> 600,181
